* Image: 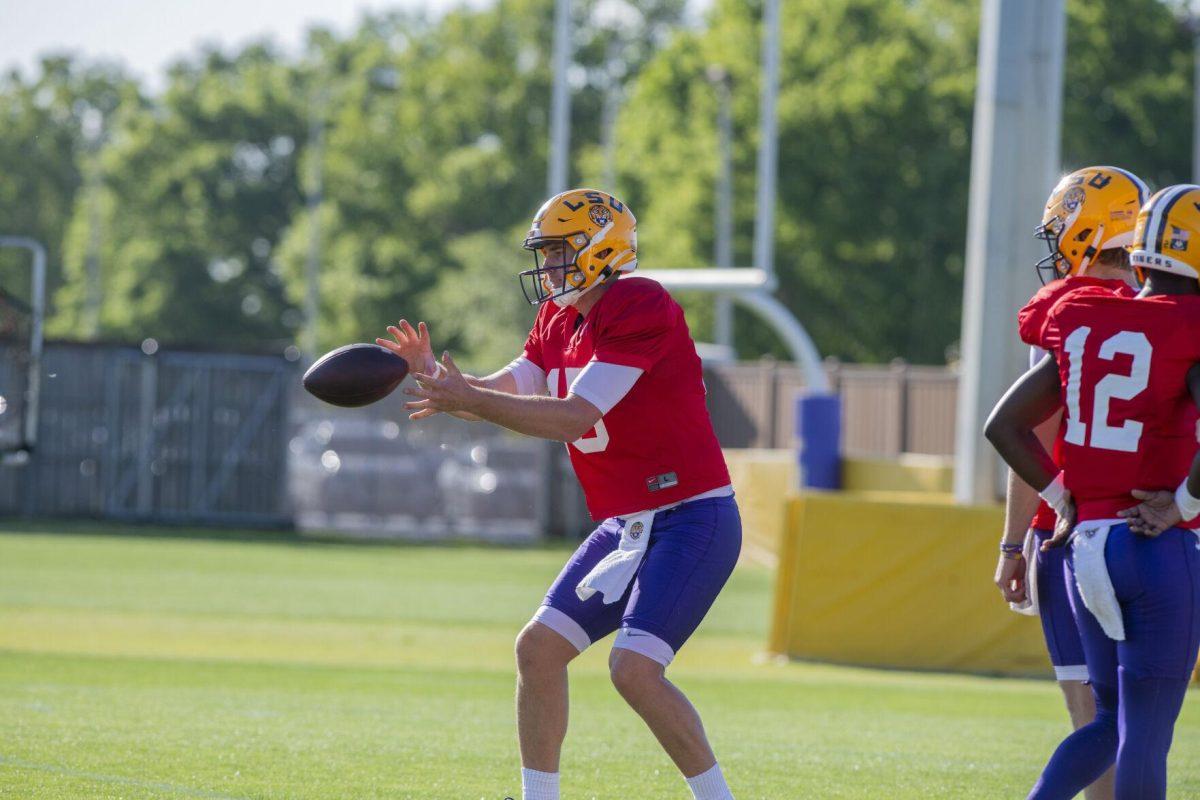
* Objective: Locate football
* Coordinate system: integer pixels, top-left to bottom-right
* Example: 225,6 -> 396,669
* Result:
302,343 -> 410,407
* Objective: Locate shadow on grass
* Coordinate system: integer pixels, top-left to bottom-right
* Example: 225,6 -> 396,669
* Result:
0,516 -> 577,552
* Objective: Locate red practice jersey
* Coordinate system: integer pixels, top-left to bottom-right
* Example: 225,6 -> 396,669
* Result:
1017,277 -> 1136,530
1040,291 -> 1200,524
522,276 -> 731,520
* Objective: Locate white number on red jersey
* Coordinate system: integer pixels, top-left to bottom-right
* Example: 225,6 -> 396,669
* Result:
547,367 -> 610,454
1060,328 -> 1151,453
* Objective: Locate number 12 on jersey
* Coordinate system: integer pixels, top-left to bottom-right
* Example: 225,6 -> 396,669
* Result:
1061,327 -> 1151,453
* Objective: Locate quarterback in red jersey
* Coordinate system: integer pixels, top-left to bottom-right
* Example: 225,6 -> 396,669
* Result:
381,189 -> 740,800
986,185 -> 1200,799
993,166 -> 1144,800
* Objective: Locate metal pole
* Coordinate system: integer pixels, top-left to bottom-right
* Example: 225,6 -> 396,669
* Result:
752,0 -> 780,290
1193,7 -> 1200,183
709,66 -> 735,350
0,236 -> 45,453
548,0 -> 573,195
303,87 -> 326,359
83,113 -> 104,340
953,0 -> 1066,504
601,39 -> 622,192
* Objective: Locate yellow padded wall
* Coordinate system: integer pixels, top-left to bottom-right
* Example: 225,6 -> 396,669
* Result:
769,492 -> 1050,677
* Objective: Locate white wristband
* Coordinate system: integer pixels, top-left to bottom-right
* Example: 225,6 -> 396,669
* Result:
1038,472 -> 1070,517
1175,478 -> 1200,520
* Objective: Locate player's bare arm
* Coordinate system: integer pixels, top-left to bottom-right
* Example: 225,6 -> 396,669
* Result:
985,355 -> 1077,547
995,408 -> 1063,603
406,351 -> 601,441
1119,362 -> 1200,536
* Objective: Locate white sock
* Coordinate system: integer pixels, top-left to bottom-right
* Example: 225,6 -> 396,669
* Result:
521,767 -> 559,800
686,763 -> 734,800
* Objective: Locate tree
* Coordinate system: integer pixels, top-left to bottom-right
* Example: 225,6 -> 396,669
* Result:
52,45 -> 308,348
0,57 -> 139,322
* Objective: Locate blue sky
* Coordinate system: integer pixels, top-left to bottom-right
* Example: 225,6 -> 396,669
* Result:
1,0 -> 492,87
2,0 -> 711,89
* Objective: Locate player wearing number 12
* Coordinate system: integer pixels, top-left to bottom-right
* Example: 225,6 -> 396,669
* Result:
985,185 -> 1200,799
382,189 -> 741,800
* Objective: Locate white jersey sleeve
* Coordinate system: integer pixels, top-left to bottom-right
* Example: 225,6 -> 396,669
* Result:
501,355 -> 548,396
568,360 -> 644,414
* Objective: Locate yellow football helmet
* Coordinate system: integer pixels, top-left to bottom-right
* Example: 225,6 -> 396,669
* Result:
520,189 -> 637,307
1129,184 -> 1200,283
1035,166 -> 1148,283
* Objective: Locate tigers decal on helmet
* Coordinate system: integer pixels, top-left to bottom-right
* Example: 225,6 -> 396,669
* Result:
519,189 -> 637,307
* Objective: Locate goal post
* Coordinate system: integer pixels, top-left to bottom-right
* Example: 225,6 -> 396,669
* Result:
0,237 -> 46,461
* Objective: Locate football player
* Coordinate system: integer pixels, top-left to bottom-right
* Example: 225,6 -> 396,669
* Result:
985,185 -> 1200,799
995,166 -> 1146,800
379,189 -> 740,800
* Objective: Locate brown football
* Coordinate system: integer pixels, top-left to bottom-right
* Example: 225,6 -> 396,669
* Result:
302,343 -> 409,407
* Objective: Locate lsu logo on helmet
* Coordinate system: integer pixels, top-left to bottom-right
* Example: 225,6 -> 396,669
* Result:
1129,184 -> 1200,283
520,189 -> 637,307
1034,166 -> 1148,283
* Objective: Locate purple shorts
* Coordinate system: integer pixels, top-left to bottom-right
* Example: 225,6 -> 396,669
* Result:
533,494 -> 741,667
1032,527 -> 1088,680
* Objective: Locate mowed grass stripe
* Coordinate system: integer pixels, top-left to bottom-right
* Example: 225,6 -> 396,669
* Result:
1,528 -> 1199,798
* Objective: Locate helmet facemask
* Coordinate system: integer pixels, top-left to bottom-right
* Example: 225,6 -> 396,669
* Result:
520,233 -> 591,307
1033,216 -> 1068,285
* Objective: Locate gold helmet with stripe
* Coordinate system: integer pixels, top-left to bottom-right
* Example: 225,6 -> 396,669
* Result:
519,189 -> 637,307
1035,166 -> 1148,283
1129,184 -> 1200,283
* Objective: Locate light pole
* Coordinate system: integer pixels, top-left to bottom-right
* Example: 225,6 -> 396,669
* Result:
707,65 -> 735,351
548,0 -> 573,195
752,0 -> 780,290
81,106 -> 105,340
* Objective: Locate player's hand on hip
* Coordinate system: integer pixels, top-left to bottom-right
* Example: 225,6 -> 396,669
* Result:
405,351 -> 477,420
376,319 -> 437,376
994,551 -> 1027,603
1118,489 -> 1181,538
1042,495 -> 1076,550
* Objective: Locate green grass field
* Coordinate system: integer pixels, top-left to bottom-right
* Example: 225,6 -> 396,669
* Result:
1,526 -> 1199,799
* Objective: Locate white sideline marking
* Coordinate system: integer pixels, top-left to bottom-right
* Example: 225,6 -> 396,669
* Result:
0,755 -> 248,799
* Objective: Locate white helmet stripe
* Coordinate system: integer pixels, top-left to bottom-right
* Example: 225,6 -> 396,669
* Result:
1146,184 -> 1195,253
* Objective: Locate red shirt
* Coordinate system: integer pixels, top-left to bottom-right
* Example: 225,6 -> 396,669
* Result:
1040,292 -> 1200,523
1017,277 -> 1136,530
522,277 -> 731,520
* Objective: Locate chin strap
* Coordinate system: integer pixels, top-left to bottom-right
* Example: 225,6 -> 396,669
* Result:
1075,224 -> 1106,277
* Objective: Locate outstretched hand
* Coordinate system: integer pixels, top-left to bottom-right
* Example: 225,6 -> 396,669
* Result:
404,352 -> 478,420
376,319 -> 437,377
1118,489 -> 1180,538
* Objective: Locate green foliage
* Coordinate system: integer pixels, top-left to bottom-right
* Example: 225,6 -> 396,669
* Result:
0,0 -> 1194,364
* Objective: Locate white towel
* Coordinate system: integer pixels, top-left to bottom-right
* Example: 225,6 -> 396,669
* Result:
1071,523 -> 1125,641
1009,529 -> 1040,617
576,509 -> 655,604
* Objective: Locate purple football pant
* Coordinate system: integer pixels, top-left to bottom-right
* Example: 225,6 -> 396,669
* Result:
1028,525 -> 1200,800
1032,528 -> 1089,681
532,494 -> 741,666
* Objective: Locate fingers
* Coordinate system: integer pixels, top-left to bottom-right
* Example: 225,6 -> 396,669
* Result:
400,319 -> 419,340
404,398 -> 433,410
418,321 -> 430,342
440,350 -> 461,376
376,337 -> 402,353
1004,585 -> 1027,603
387,324 -> 409,345
409,408 -> 439,420
1130,489 -> 1154,500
